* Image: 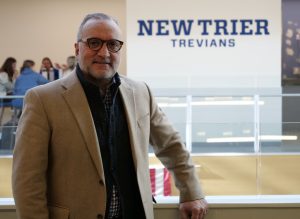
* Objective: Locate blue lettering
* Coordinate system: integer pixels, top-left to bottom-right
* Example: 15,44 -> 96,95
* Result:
179,39 -> 186,47
197,20 -> 212,35
255,19 -> 270,35
138,19 -> 270,38
171,39 -> 177,47
196,39 -> 204,47
229,39 -> 235,47
230,19 -> 238,35
156,20 -> 169,35
188,39 -> 194,47
137,20 -> 154,36
219,39 -> 227,47
214,20 -> 228,35
171,20 -> 194,36
170,38 -> 237,48
240,20 -> 253,35
210,39 -> 217,47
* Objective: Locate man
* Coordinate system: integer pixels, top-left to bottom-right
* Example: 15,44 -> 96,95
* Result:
12,13 -> 208,219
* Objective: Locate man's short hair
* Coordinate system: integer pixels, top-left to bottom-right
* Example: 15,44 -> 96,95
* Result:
77,13 -> 119,41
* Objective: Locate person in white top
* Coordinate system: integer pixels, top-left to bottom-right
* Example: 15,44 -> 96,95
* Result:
0,57 -> 17,97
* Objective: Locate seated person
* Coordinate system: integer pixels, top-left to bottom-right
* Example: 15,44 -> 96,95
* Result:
13,60 -> 48,109
0,57 -> 17,106
40,57 -> 59,81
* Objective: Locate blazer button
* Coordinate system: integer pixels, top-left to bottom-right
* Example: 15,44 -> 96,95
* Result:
97,214 -> 103,219
99,179 -> 104,185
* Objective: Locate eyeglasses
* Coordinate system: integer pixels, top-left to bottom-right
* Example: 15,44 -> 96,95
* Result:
78,38 -> 124,53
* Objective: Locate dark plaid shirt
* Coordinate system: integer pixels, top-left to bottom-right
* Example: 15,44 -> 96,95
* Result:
76,67 -> 122,219
103,76 -> 121,219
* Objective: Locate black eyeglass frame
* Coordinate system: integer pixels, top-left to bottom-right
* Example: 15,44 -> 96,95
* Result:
78,38 -> 124,53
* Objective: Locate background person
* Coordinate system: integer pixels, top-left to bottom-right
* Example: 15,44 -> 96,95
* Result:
0,57 -> 17,97
12,13 -> 208,219
40,57 -> 59,81
0,57 -> 17,149
12,59 -> 48,110
55,55 -> 77,78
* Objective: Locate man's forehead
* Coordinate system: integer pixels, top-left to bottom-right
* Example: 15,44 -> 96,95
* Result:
83,19 -> 119,31
81,19 -> 122,40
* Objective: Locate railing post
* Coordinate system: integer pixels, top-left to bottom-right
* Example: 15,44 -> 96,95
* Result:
254,94 -> 261,195
254,94 -> 260,153
186,95 -> 192,152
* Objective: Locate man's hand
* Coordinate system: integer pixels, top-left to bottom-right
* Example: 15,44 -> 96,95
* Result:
179,199 -> 208,219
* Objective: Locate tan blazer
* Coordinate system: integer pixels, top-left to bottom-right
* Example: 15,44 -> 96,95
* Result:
12,71 -> 203,219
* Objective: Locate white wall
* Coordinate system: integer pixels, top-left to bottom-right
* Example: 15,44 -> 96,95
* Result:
127,0 -> 282,90
0,0 -> 126,74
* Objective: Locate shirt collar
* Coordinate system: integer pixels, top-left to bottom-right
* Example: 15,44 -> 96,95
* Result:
76,64 -> 121,94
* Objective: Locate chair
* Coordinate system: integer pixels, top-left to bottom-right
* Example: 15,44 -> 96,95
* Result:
0,99 -> 13,126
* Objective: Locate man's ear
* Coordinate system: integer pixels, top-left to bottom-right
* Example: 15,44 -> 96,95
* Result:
75,43 -> 79,56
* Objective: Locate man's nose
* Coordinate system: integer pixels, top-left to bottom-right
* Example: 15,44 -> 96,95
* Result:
96,43 -> 110,56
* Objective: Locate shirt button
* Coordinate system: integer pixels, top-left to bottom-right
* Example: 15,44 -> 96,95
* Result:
99,179 -> 104,185
97,214 -> 103,219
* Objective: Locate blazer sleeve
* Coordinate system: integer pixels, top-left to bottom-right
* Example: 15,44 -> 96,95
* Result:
12,89 -> 50,219
145,83 -> 205,203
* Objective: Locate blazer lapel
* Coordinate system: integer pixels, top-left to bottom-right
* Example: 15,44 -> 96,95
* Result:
61,73 -> 104,180
119,80 -> 139,170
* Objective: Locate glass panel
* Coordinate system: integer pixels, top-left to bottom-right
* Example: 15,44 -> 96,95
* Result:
191,96 -> 255,153
2,94 -> 300,198
259,95 -> 300,153
0,97 -> 21,156
149,94 -> 300,197
260,155 -> 300,195
0,96 -> 22,198
149,97 -> 187,153
259,95 -> 300,195
192,122 -> 254,153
